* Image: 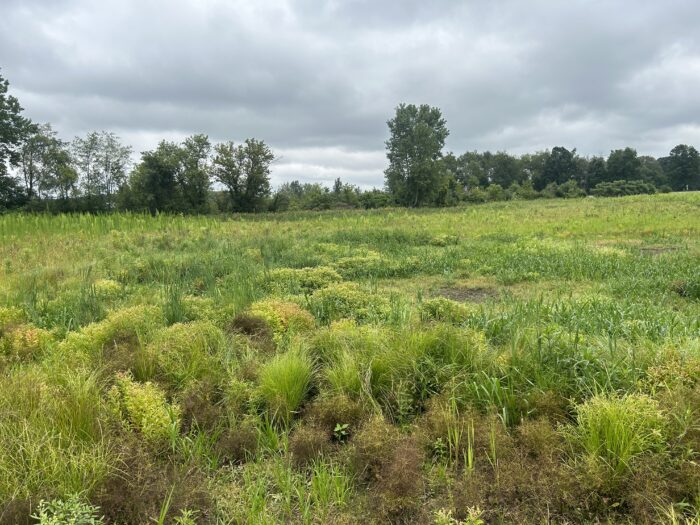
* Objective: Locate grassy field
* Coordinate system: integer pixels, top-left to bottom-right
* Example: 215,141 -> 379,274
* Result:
1,193 -> 700,524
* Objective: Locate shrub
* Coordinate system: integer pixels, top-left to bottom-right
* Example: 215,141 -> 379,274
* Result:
93,279 -> 122,298
257,348 -> 314,424
420,297 -> 474,324
308,282 -> 390,324
109,372 -> 181,448
564,393 -> 667,485
32,494 -> 104,525
592,180 -> 656,197
1,323 -> 53,364
248,300 -> 315,344
429,234 -> 459,247
265,266 -> 342,294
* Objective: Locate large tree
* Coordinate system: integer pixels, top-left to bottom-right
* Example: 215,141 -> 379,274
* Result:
384,103 -> 449,207
19,123 -> 77,206
0,70 -> 32,209
178,134 -> 211,213
211,138 -> 273,212
607,147 -> 641,182
72,131 -> 131,210
126,141 -> 182,215
0,70 -> 32,177
535,146 -> 580,190
665,144 -> 700,191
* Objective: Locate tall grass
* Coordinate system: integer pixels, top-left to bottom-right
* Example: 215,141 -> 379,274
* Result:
258,347 -> 315,424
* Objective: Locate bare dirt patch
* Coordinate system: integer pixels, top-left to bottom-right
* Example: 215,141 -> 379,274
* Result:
436,285 -> 498,302
638,246 -> 678,256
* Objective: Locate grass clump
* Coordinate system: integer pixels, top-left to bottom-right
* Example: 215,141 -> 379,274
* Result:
565,393 -> 667,486
0,367 -> 113,506
145,320 -> 226,389
58,305 -> 163,367
257,347 -> 315,424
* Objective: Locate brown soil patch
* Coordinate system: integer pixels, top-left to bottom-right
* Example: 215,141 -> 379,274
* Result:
437,286 -> 497,302
639,246 -> 678,255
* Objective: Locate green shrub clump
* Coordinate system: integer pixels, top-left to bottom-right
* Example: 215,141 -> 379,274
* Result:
420,297 -> 475,324
309,282 -> 390,324
248,299 -> 315,344
32,494 -> 104,525
265,266 -> 342,294
109,372 -> 181,448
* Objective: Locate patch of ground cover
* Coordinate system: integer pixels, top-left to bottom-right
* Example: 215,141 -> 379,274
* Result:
1,193 -> 700,524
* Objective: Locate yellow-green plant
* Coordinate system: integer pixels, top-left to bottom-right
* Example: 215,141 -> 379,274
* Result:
109,372 -> 181,448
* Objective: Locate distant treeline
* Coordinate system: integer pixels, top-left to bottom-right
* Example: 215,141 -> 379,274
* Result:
1,72 -> 699,214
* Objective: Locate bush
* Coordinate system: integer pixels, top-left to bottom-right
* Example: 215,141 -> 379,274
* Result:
420,297 -> 474,324
309,282 -> 390,324
93,279 -> 122,299
592,180 -> 657,197
32,494 -> 104,525
265,266 -> 342,294
1,323 -> 53,364
257,348 -> 315,424
564,393 -> 666,485
248,300 -> 315,345
109,372 -> 181,449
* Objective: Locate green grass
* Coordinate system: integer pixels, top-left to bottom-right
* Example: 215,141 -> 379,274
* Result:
1,192 -> 700,523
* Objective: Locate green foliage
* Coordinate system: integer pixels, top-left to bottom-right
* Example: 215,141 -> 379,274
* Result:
1,195 -> 700,523
257,348 -> 315,424
212,138 -> 274,212
308,282 -> 390,324
565,393 -> 667,483
592,179 -> 657,196
248,299 -> 315,344
420,297 -> 474,324
59,305 -> 163,364
264,266 -> 342,294
32,494 -> 104,525
109,372 -> 181,448
145,320 -> 225,388
385,103 -> 449,207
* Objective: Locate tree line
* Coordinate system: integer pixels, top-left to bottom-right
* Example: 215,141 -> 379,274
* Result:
2,71 -> 699,214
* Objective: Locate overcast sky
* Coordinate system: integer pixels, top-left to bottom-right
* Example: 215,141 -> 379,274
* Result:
2,0 -> 700,188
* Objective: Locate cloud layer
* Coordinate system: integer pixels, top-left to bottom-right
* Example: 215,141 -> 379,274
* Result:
3,0 -> 700,187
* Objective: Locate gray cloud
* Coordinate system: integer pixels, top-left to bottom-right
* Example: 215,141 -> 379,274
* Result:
2,0 -> 700,188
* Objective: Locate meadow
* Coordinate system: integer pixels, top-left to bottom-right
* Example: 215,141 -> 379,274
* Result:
1,193 -> 699,524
